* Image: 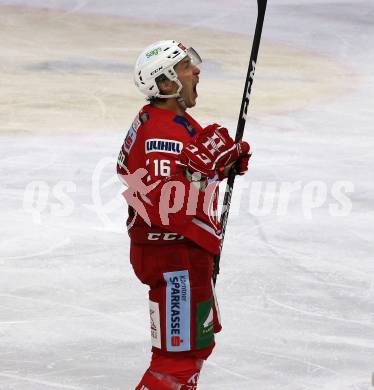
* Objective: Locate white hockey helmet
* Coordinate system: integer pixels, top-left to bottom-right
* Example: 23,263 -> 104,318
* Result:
134,40 -> 202,99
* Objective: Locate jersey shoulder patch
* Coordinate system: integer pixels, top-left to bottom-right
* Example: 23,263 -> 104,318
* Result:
123,111 -> 149,154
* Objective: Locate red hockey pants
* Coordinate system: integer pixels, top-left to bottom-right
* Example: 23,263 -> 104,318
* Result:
130,240 -> 222,359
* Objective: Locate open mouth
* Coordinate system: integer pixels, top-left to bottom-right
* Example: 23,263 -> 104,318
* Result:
193,83 -> 198,96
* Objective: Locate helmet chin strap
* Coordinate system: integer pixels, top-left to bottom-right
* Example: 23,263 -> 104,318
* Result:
167,77 -> 187,111
177,95 -> 187,110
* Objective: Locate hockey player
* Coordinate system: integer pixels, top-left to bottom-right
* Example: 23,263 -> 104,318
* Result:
117,40 -> 251,389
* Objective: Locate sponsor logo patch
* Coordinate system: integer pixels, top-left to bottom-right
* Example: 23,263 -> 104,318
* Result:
164,270 -> 191,352
145,139 -> 182,154
123,114 -> 142,154
178,42 -> 187,51
149,300 -> 161,349
196,298 -> 214,349
124,127 -> 136,153
146,47 -> 162,58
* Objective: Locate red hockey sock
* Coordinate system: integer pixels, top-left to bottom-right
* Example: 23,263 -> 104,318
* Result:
136,352 -> 203,390
135,369 -> 178,390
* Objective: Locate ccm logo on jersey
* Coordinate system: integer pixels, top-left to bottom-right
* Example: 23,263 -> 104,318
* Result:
147,232 -> 185,241
146,139 -> 183,154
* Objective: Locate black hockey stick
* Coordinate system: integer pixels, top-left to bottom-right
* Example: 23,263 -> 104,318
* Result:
213,0 -> 267,286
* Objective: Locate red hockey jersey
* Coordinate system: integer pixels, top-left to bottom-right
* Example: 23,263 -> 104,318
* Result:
117,104 -> 222,255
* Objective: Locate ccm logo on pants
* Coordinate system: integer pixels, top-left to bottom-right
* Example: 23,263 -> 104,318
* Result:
163,270 -> 191,352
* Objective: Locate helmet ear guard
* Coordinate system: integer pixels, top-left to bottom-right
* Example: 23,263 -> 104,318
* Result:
155,66 -> 183,99
134,40 -> 201,99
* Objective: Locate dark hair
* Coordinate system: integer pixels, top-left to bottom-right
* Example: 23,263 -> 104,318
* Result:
147,74 -> 169,104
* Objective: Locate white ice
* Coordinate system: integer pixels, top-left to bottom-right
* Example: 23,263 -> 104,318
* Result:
0,1 -> 373,389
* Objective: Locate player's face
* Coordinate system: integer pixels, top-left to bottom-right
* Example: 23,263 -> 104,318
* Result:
174,56 -> 200,108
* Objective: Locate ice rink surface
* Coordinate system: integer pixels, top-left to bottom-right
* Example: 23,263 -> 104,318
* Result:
0,1 -> 374,389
